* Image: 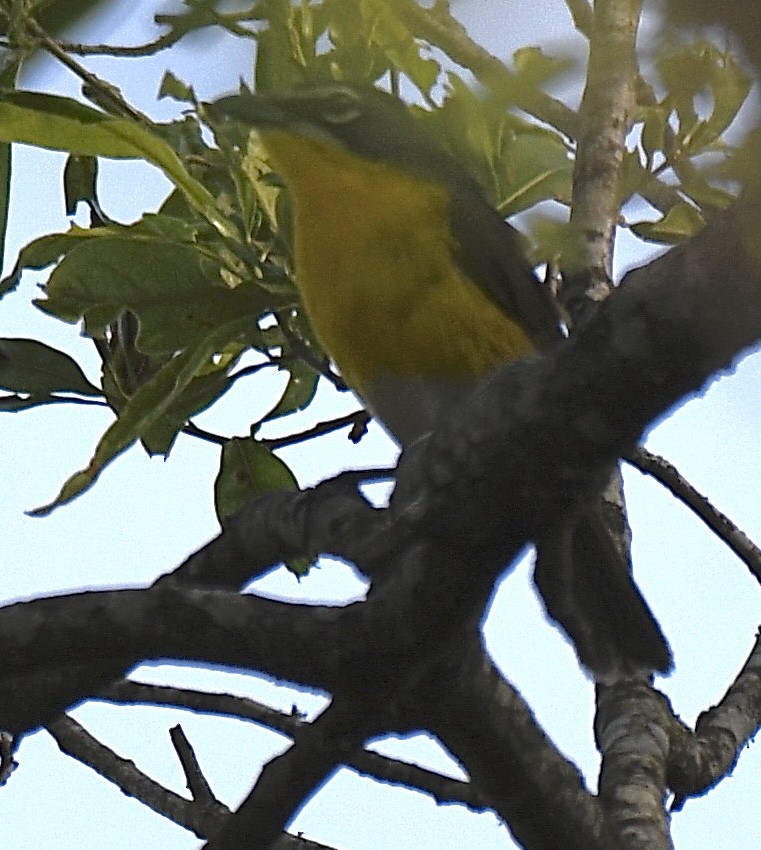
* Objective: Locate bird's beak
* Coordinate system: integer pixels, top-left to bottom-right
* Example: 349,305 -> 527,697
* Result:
205,93 -> 290,129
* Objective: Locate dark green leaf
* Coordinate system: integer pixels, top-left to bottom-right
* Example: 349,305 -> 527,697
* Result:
0,141 -> 11,282
638,105 -> 669,166
30,316 -> 254,516
141,366 -> 236,456
63,155 -> 98,217
158,71 -> 197,104
0,393 -> 63,411
36,236 -> 273,354
264,359 -> 320,421
0,90 -> 233,237
512,46 -> 573,87
361,0 -> 441,95
495,118 -> 573,213
684,51 -> 751,153
255,0 -> 310,92
0,338 -> 100,396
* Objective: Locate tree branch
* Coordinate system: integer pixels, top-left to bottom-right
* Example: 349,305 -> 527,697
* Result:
1,194 -> 761,846
204,697 -> 377,850
47,715 -> 230,837
390,199 -> 761,559
47,715 -> 342,849
668,631 -> 761,807
595,682 -> 676,850
424,635 -> 606,850
566,0 -> 643,319
627,447 -> 761,585
383,0 -> 578,136
169,724 -> 219,809
103,681 -> 490,810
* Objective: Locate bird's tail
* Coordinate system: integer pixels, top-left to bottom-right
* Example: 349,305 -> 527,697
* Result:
533,504 -> 672,680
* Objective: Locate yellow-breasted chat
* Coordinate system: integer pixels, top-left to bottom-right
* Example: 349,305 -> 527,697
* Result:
208,82 -> 671,679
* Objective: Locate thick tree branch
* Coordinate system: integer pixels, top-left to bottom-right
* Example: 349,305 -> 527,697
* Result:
158,473 -> 381,589
424,635 -> 606,850
595,682 -> 676,850
204,696 -> 377,850
0,588 -> 368,734
390,200 -> 761,558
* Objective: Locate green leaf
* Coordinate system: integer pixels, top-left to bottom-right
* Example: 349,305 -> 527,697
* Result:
11,0 -> 113,40
432,76 -> 499,194
0,48 -> 18,275
215,436 -> 299,523
657,42 -> 751,157
675,162 -> 736,210
0,393 -> 64,412
512,46 -> 573,87
638,105 -> 669,166
630,203 -> 705,244
30,316 -> 254,516
619,149 -> 654,205
431,76 -> 572,212
360,0 -> 441,95
158,71 -> 197,104
495,118 -> 573,213
215,435 -> 310,575
684,52 -> 751,153
63,155 -> 98,217
0,337 -> 100,396
0,141 -> 10,275
264,359 -> 320,421
529,217 -> 579,267
1,226 -> 96,295
0,90 -> 235,238
141,366 -> 236,456
36,235 -> 272,354
241,134 -> 283,233
254,0 -> 310,92
0,61 -> 17,274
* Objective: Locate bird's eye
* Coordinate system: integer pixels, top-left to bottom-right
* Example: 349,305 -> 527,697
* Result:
321,89 -> 362,125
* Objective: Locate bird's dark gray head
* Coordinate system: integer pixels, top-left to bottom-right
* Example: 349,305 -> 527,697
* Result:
208,81 -> 482,198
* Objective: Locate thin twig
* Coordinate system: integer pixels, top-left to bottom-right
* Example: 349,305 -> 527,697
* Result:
260,410 -> 372,450
383,0 -> 578,137
627,446 -> 761,585
47,715 -> 230,837
170,724 -> 218,806
101,680 -> 489,810
6,8 -> 152,124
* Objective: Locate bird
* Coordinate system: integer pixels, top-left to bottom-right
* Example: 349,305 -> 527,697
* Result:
208,81 -> 672,679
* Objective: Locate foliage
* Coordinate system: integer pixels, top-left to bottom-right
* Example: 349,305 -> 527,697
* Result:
0,0 -> 751,521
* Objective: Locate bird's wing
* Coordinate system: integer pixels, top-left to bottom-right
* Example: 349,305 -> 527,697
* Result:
447,189 -> 561,350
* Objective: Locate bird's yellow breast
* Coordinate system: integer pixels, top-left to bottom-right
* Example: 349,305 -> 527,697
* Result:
261,130 -> 535,405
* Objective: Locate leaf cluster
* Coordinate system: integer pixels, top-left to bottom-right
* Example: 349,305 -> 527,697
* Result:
0,0 -> 753,527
